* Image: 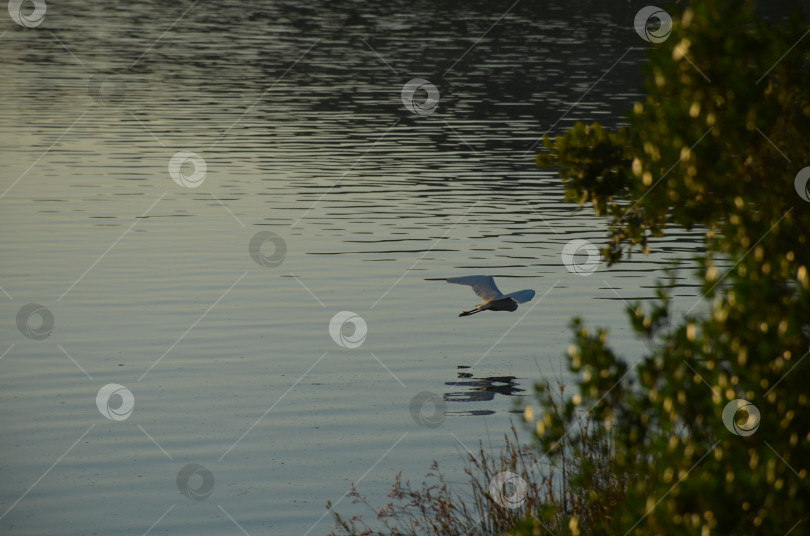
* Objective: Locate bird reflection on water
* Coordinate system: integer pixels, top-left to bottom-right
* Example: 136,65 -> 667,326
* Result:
443,366 -> 525,416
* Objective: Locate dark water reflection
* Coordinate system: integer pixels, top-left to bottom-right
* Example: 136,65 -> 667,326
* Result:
1,0 -> 707,282
445,366 -> 525,416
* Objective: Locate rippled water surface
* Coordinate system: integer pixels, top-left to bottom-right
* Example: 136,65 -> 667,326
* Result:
1,1 -> 710,534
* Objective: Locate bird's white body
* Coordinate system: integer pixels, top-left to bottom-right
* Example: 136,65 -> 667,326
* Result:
446,275 -> 535,317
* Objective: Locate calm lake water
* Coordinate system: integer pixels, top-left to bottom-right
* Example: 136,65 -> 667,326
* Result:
1,1 -> 712,534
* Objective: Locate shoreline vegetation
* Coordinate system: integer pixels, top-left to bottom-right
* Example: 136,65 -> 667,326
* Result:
329,1 -> 810,534
328,381 -> 630,536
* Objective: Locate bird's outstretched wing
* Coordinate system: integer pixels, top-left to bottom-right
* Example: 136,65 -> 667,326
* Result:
446,275 -> 503,302
502,289 -> 535,304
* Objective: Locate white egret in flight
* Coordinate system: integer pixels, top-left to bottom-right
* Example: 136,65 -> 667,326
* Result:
447,275 -> 535,317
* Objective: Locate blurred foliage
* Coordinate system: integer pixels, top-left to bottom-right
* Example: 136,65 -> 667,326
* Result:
329,424 -> 562,536
530,0 -> 810,534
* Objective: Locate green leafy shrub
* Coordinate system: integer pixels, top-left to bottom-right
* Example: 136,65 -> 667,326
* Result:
529,1 -> 810,534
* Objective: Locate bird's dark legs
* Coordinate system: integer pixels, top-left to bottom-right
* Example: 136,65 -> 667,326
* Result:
458,298 -> 517,316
